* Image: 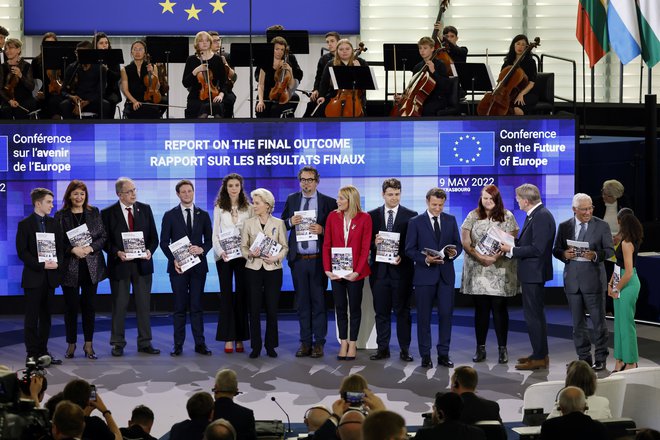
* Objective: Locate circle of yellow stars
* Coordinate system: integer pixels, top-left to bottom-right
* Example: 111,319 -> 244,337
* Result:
158,0 -> 228,20
453,134 -> 482,163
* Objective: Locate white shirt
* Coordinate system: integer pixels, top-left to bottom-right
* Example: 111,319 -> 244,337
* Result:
180,204 -> 194,229
120,201 -> 134,229
383,205 -> 399,228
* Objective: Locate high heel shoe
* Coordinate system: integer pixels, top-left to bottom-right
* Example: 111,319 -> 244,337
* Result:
498,346 -> 508,364
345,342 -> 357,361
224,342 -> 234,354
621,362 -> 638,371
235,342 -> 244,353
83,343 -> 98,360
472,345 -> 486,362
65,343 -> 76,359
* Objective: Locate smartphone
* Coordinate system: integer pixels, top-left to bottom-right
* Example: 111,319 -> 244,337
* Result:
89,384 -> 97,401
342,391 -> 365,405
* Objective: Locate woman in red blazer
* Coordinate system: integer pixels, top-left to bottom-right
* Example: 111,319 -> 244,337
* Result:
323,185 -> 372,360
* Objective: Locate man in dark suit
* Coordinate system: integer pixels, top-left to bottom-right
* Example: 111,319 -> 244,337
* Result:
552,193 -> 613,371
414,392 -> 486,440
160,180 -> 213,357
281,166 -> 336,358
212,369 -> 257,440
368,178 -> 418,362
450,366 -> 501,424
540,386 -> 608,440
500,183 -> 556,370
51,400 -> 86,440
16,188 -> 63,364
405,187 -> 462,369
102,177 -> 159,357
170,392 -> 215,440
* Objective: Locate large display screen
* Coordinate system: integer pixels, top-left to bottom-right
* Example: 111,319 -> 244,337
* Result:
23,0 -> 360,36
1,118 -> 575,296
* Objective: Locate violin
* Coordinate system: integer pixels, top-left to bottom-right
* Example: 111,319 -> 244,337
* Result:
431,1 -> 454,76
143,54 -> 162,104
4,60 -> 21,100
477,37 -> 540,116
324,42 -> 368,118
47,69 -> 63,95
197,55 -> 219,102
269,48 -> 294,104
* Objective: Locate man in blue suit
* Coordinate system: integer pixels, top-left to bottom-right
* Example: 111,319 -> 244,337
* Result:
500,183 -> 556,370
281,166 -> 336,358
552,193 -> 613,371
405,187 -> 462,369
160,180 -> 213,356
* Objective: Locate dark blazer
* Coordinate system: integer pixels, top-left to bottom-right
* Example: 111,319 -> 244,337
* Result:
16,213 -> 63,289
552,216 -> 613,293
213,397 -> 257,440
368,204 -> 418,280
540,411 -> 609,440
512,204 -> 556,284
169,419 -> 209,440
414,420 -> 486,440
55,207 -> 107,286
159,204 -> 213,274
101,201 -> 159,280
281,190 -> 336,263
405,211 -> 463,286
459,392 -> 502,424
322,211 -> 372,280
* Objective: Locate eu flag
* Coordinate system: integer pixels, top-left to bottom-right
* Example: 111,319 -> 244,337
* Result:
0,136 -> 7,172
438,132 -> 495,167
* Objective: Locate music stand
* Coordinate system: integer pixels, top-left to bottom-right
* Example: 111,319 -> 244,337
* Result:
145,37 -> 189,118
265,30 -> 310,54
329,65 -> 378,116
453,63 -> 495,115
383,43 -> 421,91
77,49 -> 124,119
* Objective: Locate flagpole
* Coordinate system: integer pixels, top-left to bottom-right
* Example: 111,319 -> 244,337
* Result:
248,0 -> 254,118
579,3 -> 590,140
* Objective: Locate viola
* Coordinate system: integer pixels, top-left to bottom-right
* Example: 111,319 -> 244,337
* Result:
477,37 -> 540,116
143,55 -> 162,104
431,1 -> 454,76
197,56 -> 219,102
47,69 -> 63,95
269,49 -> 294,104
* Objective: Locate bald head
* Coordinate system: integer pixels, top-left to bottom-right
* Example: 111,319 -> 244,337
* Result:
305,406 -> 331,432
558,386 -> 587,415
338,410 -> 365,440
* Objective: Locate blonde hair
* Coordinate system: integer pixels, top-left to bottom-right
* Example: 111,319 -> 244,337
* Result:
194,31 -> 212,53
602,179 -> 624,199
251,188 -> 275,213
333,39 -> 356,66
338,185 -> 362,219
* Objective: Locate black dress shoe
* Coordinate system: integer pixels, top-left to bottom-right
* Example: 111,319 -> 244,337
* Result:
266,348 -> 278,358
46,353 -> 63,365
498,346 -> 508,364
111,346 -> 124,357
399,350 -> 413,362
194,344 -> 212,356
249,349 -> 260,359
592,360 -> 606,371
370,350 -> 390,361
138,345 -> 161,355
170,345 -> 183,356
437,355 -> 454,368
472,345 -> 486,362
421,356 -> 433,368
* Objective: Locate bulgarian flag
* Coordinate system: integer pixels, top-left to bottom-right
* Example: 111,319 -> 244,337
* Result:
637,0 -> 660,67
577,0 -> 610,67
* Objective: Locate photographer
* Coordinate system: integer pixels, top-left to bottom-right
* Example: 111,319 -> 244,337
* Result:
62,379 -> 121,440
18,373 -> 46,408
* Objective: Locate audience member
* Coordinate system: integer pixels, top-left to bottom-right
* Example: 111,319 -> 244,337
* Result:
44,392 -> 65,418
414,392 -> 486,440
171,391 -> 215,440
204,419 -> 237,440
546,360 -> 612,420
212,369 -> 256,440
303,405 -> 332,438
120,405 -> 157,440
450,366 -> 502,423
540,386 -> 609,440
362,410 -> 407,440
51,400 -> 86,440
337,410 -> 365,440
62,379 -> 121,440
637,429 -> 660,440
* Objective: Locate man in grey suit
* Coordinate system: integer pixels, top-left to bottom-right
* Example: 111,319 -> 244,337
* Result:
552,193 -> 613,371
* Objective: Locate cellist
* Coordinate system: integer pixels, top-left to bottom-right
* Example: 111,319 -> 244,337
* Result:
501,34 -> 538,115
182,31 -> 227,118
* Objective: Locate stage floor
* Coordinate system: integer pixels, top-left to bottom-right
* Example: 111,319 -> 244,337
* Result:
2,306 -> 659,437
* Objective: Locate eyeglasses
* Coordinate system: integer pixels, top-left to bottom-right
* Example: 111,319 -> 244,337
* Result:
300,178 -> 316,183
575,206 -> 594,212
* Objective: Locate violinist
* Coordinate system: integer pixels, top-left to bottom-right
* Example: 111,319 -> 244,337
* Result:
0,26 -> 8,64
94,32 -> 121,119
256,36 -> 303,118
0,38 -> 39,119
316,39 -> 369,117
32,32 -> 64,119
182,31 -> 228,119
210,31 -> 236,118
60,41 -> 110,119
501,34 -> 538,115
120,40 -> 163,119
303,31 -> 340,117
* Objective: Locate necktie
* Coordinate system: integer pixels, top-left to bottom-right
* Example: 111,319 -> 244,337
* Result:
40,218 -> 46,233
577,222 -> 587,241
433,216 -> 441,243
126,207 -> 134,231
301,197 -> 311,250
386,209 -> 394,232
186,208 -> 193,237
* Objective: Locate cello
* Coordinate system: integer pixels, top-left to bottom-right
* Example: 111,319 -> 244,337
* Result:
477,37 -> 540,116
324,42 -> 368,118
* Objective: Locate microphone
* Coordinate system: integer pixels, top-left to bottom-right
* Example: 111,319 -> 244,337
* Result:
271,396 -> 292,434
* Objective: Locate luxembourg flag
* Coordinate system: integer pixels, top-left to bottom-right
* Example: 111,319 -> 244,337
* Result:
637,0 -> 660,67
608,0 -> 642,64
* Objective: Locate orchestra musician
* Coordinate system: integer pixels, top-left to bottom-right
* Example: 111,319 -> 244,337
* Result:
31,32 -> 66,119
255,36 -> 303,118
0,38 -> 39,119
501,34 -> 538,115
303,31 -> 340,117
182,31 -> 229,118
94,32 -> 121,119
0,26 -> 8,64
316,39 -> 369,117
210,31 -> 236,118
120,40 -> 163,119
60,41 -> 110,119
434,24 -> 468,63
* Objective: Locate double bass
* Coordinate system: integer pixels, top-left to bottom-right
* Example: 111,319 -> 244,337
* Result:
477,37 -> 540,116
324,43 -> 368,118
431,0 -> 454,77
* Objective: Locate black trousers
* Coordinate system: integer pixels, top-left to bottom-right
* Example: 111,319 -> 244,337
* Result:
472,295 -> 509,347
62,282 -> 98,343
370,276 -> 412,351
247,268 -> 282,351
215,258 -> 249,342
331,278 -> 364,341
24,282 -> 54,357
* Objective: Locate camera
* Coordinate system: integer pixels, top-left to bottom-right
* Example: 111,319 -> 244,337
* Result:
90,385 -> 97,401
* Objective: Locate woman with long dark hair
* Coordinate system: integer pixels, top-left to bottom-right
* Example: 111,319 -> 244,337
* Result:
93,32 -> 121,118
501,34 -> 538,115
